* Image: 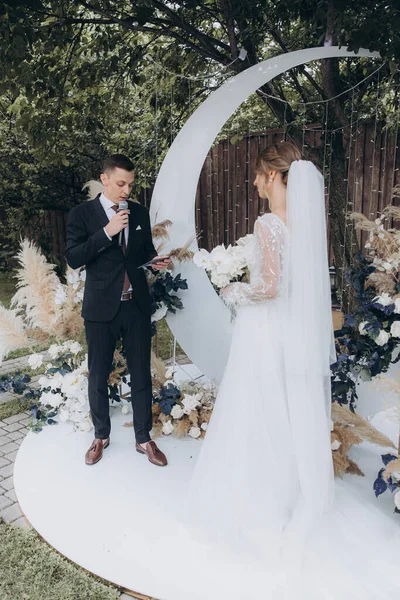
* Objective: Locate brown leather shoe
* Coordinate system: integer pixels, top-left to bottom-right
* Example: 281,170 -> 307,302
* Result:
85,438 -> 110,465
136,440 -> 167,467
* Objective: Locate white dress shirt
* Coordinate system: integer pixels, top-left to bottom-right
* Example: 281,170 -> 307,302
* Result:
99,193 -> 132,293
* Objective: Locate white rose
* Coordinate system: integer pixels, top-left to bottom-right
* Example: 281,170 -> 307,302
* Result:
201,422 -> 208,431
121,404 -> 130,415
375,330 -> 390,346
394,491 -> 400,510
69,341 -> 82,355
382,261 -> 393,271
48,344 -> 62,359
151,303 -> 168,322
394,298 -> 400,314
165,367 -> 173,380
374,293 -> 393,307
188,427 -> 201,439
73,290 -> 84,303
390,322 -> 400,338
193,249 -> 211,269
170,404 -> 184,419
358,322 -> 368,335
41,391 -> 64,409
162,420 -> 174,435
28,353 -> 43,370
331,439 -> 341,451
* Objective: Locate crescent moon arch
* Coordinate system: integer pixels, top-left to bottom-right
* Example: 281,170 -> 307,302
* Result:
150,46 -> 379,382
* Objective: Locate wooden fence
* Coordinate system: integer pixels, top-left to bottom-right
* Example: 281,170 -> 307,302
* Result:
24,121 -> 400,259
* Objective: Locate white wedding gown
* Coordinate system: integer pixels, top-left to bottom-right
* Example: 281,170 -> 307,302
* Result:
171,212 -> 400,600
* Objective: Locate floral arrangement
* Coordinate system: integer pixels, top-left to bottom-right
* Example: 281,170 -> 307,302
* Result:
193,234 -> 253,289
331,201 -> 400,410
330,402 -> 396,477
374,453 -> 400,513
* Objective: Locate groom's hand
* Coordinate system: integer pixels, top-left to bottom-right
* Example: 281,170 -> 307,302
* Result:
104,210 -> 130,238
152,255 -> 172,271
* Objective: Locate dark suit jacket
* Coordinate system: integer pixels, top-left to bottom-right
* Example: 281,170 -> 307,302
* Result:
65,195 -> 157,322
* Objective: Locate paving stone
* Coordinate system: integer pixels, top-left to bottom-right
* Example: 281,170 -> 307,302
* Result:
0,503 -> 23,523
6,430 -> 25,441
0,436 -> 12,448
5,489 -> 17,502
0,442 -> 19,454
1,477 -> 14,491
13,516 -> 31,529
2,413 -> 27,425
5,450 -> 18,462
0,457 -> 10,469
0,463 -> 14,478
19,418 -> 31,427
0,494 -> 13,511
20,427 -> 30,435
3,422 -> 24,433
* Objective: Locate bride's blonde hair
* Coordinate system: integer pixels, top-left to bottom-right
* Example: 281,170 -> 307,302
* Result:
255,141 -> 302,186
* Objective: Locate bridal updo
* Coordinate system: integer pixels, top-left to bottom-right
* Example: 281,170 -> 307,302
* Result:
255,141 -> 302,186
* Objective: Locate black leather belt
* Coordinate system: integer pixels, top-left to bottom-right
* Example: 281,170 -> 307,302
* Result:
121,291 -> 134,301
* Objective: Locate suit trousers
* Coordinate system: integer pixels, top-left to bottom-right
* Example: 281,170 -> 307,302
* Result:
84,297 -> 152,444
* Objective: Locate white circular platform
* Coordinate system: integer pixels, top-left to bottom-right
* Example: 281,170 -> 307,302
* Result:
14,403 -> 400,600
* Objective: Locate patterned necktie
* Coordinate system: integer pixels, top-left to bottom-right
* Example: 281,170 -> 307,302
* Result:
111,205 -> 131,293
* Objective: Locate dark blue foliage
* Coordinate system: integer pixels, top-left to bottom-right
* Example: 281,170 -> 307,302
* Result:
0,372 -> 31,396
331,252 -> 400,411
153,382 -> 181,415
373,475 -> 388,498
150,272 -> 188,338
382,453 -> 398,466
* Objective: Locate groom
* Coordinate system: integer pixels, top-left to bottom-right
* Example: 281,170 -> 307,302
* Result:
66,154 -> 171,467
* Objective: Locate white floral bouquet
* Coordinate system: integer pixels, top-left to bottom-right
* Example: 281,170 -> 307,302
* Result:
193,234 -> 254,290
151,373 -> 217,439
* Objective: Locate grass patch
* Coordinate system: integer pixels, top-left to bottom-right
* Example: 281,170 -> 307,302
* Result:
0,274 -> 16,309
153,319 -> 185,362
0,519 -> 120,600
0,397 -> 30,420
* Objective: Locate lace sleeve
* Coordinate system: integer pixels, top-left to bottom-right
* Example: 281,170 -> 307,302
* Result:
222,215 -> 285,307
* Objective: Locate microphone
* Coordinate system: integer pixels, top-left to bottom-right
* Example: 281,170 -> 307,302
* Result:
117,200 -> 129,246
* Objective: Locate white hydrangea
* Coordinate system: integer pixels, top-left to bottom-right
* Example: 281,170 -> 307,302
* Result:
121,404 -> 131,415
201,422 -> 208,431
55,284 -> 67,306
331,439 -> 341,451
181,393 -> 201,415
170,404 -> 184,419
162,420 -> 174,435
28,353 -> 43,370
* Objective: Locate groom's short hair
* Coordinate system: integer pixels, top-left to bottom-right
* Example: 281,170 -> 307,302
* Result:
103,154 -> 135,174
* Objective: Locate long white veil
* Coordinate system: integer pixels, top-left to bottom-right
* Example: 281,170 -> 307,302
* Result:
282,160 -> 335,548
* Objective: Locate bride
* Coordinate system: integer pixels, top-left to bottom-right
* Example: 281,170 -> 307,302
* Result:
178,141 -> 400,599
